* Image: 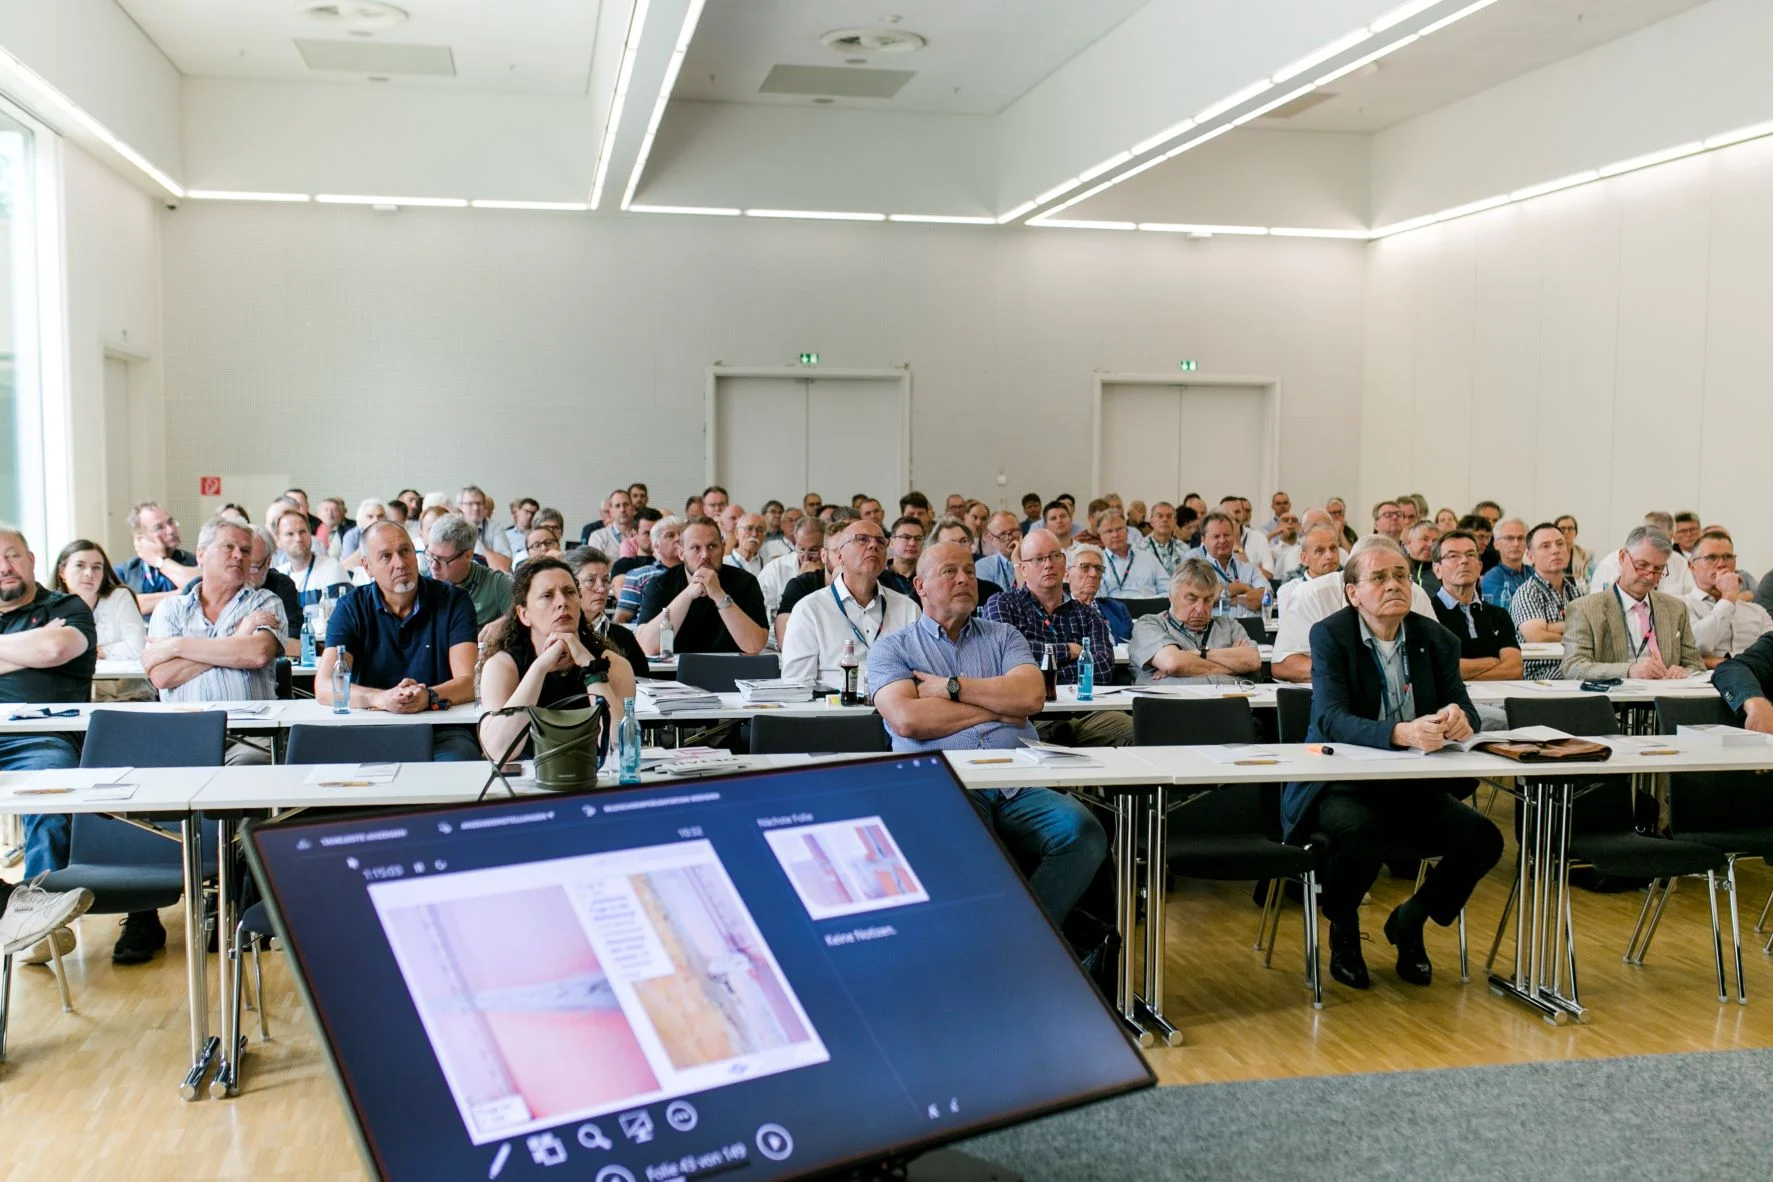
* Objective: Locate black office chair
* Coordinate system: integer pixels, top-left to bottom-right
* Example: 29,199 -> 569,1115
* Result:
1132,697 -> 1322,1008
1122,597 -> 1170,620
1496,695 -> 1733,1000
1276,687 -> 1313,744
675,653 -> 781,693
1656,696 -> 1773,999
1236,616 -> 1269,643
750,714 -> 891,755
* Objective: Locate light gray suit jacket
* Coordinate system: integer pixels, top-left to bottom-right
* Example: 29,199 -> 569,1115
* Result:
1561,589 -> 1703,680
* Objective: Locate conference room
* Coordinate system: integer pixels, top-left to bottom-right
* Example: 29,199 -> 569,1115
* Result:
4,0 -> 1773,1178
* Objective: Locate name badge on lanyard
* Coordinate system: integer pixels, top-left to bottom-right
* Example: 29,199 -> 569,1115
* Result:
832,583 -> 876,652
1614,585 -> 1654,658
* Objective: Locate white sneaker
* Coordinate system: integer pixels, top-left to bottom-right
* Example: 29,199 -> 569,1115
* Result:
0,874 -> 95,956
18,925 -> 75,965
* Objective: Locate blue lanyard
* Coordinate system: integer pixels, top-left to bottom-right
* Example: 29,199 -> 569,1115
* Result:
1207,556 -> 1238,586
297,556 -> 317,595
1166,613 -> 1209,657
830,583 -> 876,652
1150,538 -> 1179,573
1369,637 -> 1413,723
1105,550 -> 1130,591
1615,585 -> 1654,658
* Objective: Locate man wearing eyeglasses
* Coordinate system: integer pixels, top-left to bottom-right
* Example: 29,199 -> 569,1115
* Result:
1371,500 -> 1406,542
760,516 -> 824,624
115,501 -> 198,618
1283,540 -> 1499,992
977,512 -> 1022,592
1563,525 -> 1703,681
881,516 -> 926,606
456,485 -> 513,574
781,518 -> 919,687
1685,529 -> 1773,665
1426,531 -> 1521,682
1589,511 -> 1694,596
424,513 -> 512,629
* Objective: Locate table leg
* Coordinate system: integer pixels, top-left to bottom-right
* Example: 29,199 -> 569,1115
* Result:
1133,787 -> 1182,1047
178,814 -> 218,1100
1489,780 -> 1569,1025
210,815 -> 240,1098
1111,793 -> 1151,1047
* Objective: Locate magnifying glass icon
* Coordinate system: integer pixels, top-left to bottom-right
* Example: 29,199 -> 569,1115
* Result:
578,1123 -> 613,1151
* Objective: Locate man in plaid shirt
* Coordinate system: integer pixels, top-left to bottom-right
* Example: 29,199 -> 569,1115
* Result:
982,528 -> 1130,746
1510,522 -> 1586,678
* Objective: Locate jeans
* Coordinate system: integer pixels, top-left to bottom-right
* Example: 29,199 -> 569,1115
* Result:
432,727 -> 483,762
970,787 -> 1107,924
7,734 -> 81,878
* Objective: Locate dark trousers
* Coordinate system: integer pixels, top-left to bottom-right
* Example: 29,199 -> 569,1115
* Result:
1310,781 -> 1503,928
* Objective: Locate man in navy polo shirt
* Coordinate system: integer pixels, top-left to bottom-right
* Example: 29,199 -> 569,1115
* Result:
0,527 -> 98,881
318,521 -> 480,760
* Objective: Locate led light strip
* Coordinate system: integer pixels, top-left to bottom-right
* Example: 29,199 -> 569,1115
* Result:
186,190 -> 309,203
0,42 -> 183,197
588,0 -> 655,209
315,194 -> 469,207
620,0 -> 709,210
1003,0 -> 1503,225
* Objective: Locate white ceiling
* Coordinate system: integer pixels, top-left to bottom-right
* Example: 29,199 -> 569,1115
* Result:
1257,0 -> 1711,132
114,0 -> 603,94
673,0 -> 1152,116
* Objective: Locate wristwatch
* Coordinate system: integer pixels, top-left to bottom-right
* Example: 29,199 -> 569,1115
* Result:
715,594 -> 734,610
583,656 -> 611,687
947,676 -> 961,702
426,687 -> 450,712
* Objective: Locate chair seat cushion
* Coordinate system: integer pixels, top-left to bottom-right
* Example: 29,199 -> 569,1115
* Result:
1168,836 -> 1317,882
1570,833 -> 1727,878
1675,829 -> 1773,859
239,900 -> 274,939
38,865 -> 184,915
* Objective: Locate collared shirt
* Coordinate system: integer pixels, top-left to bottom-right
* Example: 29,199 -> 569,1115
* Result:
272,551 -> 350,609
1686,588 -> 1773,659
1086,595 -> 1133,644
616,561 -> 671,617
1271,540 -> 1302,582
1271,570 -> 1436,662
115,548 -> 198,598
1590,548 -> 1694,596
1618,586 -> 1653,656
0,586 -> 97,703
472,519 -> 513,561
866,614 -> 1039,770
1095,544 -> 1167,599
980,585 -> 1112,685
586,524 -> 628,556
760,536 -> 793,565
1479,562 -> 1530,610
503,525 -> 529,562
147,583 -> 287,702
1127,613 -> 1254,685
453,562 -> 513,629
1182,550 -> 1271,618
725,550 -> 766,577
1431,586 -> 1519,662
759,552 -> 807,618
324,579 -> 478,691
1242,527 -> 1273,577
781,575 -> 921,686
1139,534 -> 1187,579
975,551 -> 1016,593
1358,617 -> 1415,723
1510,573 -> 1585,677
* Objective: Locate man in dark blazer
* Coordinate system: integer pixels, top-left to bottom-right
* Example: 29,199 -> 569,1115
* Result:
1282,539 -> 1503,992
1716,632 -> 1773,732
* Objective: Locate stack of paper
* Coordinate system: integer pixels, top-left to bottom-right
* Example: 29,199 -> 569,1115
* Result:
637,681 -> 721,714
1018,741 -> 1104,768
734,678 -> 818,705
1676,723 -> 1769,747
302,763 -> 400,787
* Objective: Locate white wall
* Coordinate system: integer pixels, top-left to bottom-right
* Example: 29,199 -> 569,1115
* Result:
1370,0 -> 1773,227
1361,130 -> 1773,571
63,142 -> 164,553
157,204 -> 1368,532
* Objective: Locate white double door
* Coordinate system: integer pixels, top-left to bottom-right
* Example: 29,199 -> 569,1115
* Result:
1098,382 -> 1270,508
712,374 -> 907,510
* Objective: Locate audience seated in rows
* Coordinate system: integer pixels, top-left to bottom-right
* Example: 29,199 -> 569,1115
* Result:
781,516 -> 919,688
1510,522 -> 1585,679
1564,525 -> 1703,681
426,513 -> 512,629
116,501 -> 197,618
636,516 -> 768,657
1127,558 -> 1260,685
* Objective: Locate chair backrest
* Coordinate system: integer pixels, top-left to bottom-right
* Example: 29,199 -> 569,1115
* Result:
81,708 -> 227,768
1503,695 -> 1632,834
1131,696 -> 1256,746
676,653 -> 781,693
1236,616 -> 1269,643
749,714 -> 893,755
285,723 -> 436,765
1276,687 -> 1312,743
275,658 -> 294,701
1122,597 -> 1169,620
1655,696 -> 1773,834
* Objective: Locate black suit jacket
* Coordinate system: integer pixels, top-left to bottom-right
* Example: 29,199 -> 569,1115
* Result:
1282,606 -> 1478,838
1716,632 -> 1773,716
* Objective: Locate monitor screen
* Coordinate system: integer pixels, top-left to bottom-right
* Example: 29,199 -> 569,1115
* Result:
246,754 -> 1153,1182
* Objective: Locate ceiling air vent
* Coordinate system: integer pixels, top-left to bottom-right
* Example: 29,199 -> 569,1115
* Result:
295,38 -> 456,76
820,28 -> 927,55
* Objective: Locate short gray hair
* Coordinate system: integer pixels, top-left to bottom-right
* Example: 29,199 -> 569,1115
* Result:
355,498 -> 386,522
1095,509 -> 1126,530
421,490 -> 451,512
1624,524 -> 1674,555
651,514 -> 683,546
197,514 -> 252,552
248,524 -> 277,557
429,512 -> 478,555
1343,534 -> 1408,585
1172,556 -> 1220,592
1068,542 -> 1105,566
1642,510 -> 1674,533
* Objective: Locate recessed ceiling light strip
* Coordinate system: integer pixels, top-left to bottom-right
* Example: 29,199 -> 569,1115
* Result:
745,209 -> 886,221
888,213 -> 998,224
471,200 -> 591,211
629,203 -> 742,215
588,0 -> 655,209
315,194 -> 468,207
0,42 -> 183,196
620,0 -> 709,211
186,190 -> 310,202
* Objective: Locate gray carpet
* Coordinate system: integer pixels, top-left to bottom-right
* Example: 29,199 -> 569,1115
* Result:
957,1049 -> 1773,1181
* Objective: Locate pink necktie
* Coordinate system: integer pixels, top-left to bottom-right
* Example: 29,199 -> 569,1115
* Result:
1632,599 -> 1661,662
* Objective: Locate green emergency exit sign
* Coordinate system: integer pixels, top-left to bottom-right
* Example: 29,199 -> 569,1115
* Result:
798,352 -> 820,366
1179,360 -> 1198,371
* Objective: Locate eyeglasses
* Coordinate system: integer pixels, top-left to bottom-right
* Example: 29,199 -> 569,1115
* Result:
1693,552 -> 1737,564
1437,550 -> 1480,564
1021,552 -> 1065,567
843,534 -> 887,549
987,529 -> 1021,543
1072,563 -> 1105,576
425,550 -> 467,570
1622,551 -> 1669,579
795,547 -> 823,560
890,533 -> 923,544
1361,570 -> 1413,587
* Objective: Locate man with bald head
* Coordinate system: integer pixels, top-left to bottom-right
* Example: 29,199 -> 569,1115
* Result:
868,541 -> 1106,923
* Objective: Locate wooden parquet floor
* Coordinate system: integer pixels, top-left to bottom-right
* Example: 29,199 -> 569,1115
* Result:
5,797 -> 1772,1179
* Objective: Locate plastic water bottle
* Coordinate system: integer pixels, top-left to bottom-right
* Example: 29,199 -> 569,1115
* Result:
1078,637 -> 1095,702
300,619 -> 316,666
618,697 -> 641,784
658,615 -> 675,659
1217,588 -> 1231,618
331,647 -> 351,715
1261,586 -> 1275,629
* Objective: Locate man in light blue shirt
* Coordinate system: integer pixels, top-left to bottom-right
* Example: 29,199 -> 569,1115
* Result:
1093,510 -> 1166,599
975,510 -> 1021,593
869,541 -> 1106,923
144,516 -> 286,707
1186,512 -> 1270,618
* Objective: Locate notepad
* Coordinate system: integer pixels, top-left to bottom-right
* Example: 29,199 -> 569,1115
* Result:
302,763 -> 400,786
1018,741 -> 1104,768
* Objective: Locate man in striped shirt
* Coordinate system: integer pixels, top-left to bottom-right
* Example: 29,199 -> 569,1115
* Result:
144,516 -> 287,708
1509,522 -> 1585,679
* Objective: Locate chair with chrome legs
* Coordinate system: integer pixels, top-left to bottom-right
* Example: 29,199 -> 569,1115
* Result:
1491,695 -> 1734,1001
1133,696 -> 1324,1008
1655,695 -> 1773,1001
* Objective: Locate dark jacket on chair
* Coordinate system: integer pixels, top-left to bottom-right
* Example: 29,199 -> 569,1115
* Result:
1716,631 -> 1773,716
1281,606 -> 1478,839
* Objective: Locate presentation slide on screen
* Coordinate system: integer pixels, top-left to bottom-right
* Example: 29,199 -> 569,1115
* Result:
764,816 -> 930,922
369,840 -> 830,1145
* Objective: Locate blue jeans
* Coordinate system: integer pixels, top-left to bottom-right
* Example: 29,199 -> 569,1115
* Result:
970,787 -> 1107,924
432,727 -> 482,762
7,734 -> 81,877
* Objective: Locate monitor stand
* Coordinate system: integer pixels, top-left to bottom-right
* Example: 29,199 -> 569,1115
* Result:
846,1148 -> 1022,1181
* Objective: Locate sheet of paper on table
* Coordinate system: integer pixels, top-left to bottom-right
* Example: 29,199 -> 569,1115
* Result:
302,762 -> 400,786
1018,741 -> 1105,768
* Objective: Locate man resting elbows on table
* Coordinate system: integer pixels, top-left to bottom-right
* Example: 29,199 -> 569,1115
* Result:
1284,539 -> 1502,992
868,541 -> 1106,925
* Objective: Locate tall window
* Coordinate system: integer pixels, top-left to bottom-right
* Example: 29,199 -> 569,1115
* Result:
0,108 -> 28,528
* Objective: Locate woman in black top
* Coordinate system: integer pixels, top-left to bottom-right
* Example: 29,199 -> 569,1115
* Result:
479,558 -> 636,759
566,547 -> 650,678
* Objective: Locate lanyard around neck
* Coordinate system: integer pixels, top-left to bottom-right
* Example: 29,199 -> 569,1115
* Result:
1166,613 -> 1210,657
831,582 -> 878,652
1368,631 -> 1413,723
1615,585 -> 1655,657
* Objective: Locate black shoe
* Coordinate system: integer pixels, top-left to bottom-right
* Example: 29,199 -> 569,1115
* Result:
1328,922 -> 1370,990
113,911 -> 167,965
1384,906 -> 1433,986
